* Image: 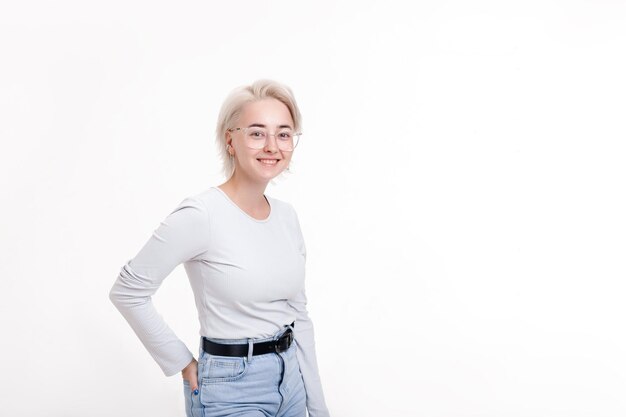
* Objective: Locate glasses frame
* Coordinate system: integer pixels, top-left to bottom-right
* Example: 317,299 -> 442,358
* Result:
227,127 -> 302,151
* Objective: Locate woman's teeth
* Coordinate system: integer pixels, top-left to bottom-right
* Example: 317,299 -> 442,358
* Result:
258,159 -> 278,165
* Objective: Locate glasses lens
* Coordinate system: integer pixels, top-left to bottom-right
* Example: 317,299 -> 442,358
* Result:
289,134 -> 300,150
276,129 -> 294,151
243,128 -> 265,149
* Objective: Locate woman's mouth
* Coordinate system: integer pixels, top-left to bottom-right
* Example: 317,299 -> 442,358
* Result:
257,158 -> 279,166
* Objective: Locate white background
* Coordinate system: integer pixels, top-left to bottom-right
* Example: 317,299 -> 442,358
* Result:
1,1 -> 625,416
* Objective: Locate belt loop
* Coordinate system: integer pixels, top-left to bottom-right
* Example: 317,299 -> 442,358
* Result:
247,338 -> 253,363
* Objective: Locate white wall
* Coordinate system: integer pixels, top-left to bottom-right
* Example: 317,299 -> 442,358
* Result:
1,1 -> 625,416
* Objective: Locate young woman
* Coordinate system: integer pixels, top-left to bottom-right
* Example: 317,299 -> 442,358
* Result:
109,79 -> 330,417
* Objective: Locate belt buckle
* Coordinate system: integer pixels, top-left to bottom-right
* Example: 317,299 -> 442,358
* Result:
274,328 -> 293,353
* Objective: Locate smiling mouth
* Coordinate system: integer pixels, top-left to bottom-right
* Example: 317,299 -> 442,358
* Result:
257,158 -> 280,165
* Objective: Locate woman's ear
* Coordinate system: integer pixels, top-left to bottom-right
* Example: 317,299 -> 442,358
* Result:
225,133 -> 233,153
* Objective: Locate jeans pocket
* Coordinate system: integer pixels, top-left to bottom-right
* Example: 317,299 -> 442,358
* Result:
182,379 -> 195,417
199,355 -> 251,407
201,355 -> 249,384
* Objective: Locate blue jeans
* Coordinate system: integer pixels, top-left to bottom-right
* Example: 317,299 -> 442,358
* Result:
183,325 -> 306,417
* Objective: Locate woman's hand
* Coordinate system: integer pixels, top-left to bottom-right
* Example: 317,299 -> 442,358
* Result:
181,358 -> 199,395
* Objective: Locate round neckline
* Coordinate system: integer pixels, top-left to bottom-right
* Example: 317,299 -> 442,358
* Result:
212,186 -> 273,223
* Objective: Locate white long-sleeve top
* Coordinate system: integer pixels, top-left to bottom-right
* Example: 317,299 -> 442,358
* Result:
109,186 -> 330,417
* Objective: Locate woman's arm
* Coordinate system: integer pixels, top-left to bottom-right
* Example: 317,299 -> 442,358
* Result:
109,196 -> 210,377
288,288 -> 331,417
289,205 -> 331,417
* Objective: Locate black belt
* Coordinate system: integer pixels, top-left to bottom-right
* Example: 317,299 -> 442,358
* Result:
202,321 -> 295,357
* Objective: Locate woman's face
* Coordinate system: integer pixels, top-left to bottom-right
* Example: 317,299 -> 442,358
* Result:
227,98 -> 295,183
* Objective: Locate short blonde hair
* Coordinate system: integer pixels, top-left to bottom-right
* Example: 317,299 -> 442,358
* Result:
215,79 -> 303,181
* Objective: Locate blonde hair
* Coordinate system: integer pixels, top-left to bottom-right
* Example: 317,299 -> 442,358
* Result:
215,79 -> 303,181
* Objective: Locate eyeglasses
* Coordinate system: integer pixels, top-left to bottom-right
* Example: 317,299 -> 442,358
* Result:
228,127 -> 301,151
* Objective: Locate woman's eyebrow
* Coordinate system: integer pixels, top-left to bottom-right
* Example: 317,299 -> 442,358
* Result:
247,123 -> 293,129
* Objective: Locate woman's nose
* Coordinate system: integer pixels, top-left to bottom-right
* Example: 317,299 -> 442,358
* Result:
263,134 -> 279,152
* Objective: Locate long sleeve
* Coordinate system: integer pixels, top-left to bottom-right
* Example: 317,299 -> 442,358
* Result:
109,197 -> 210,377
288,207 -> 331,417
